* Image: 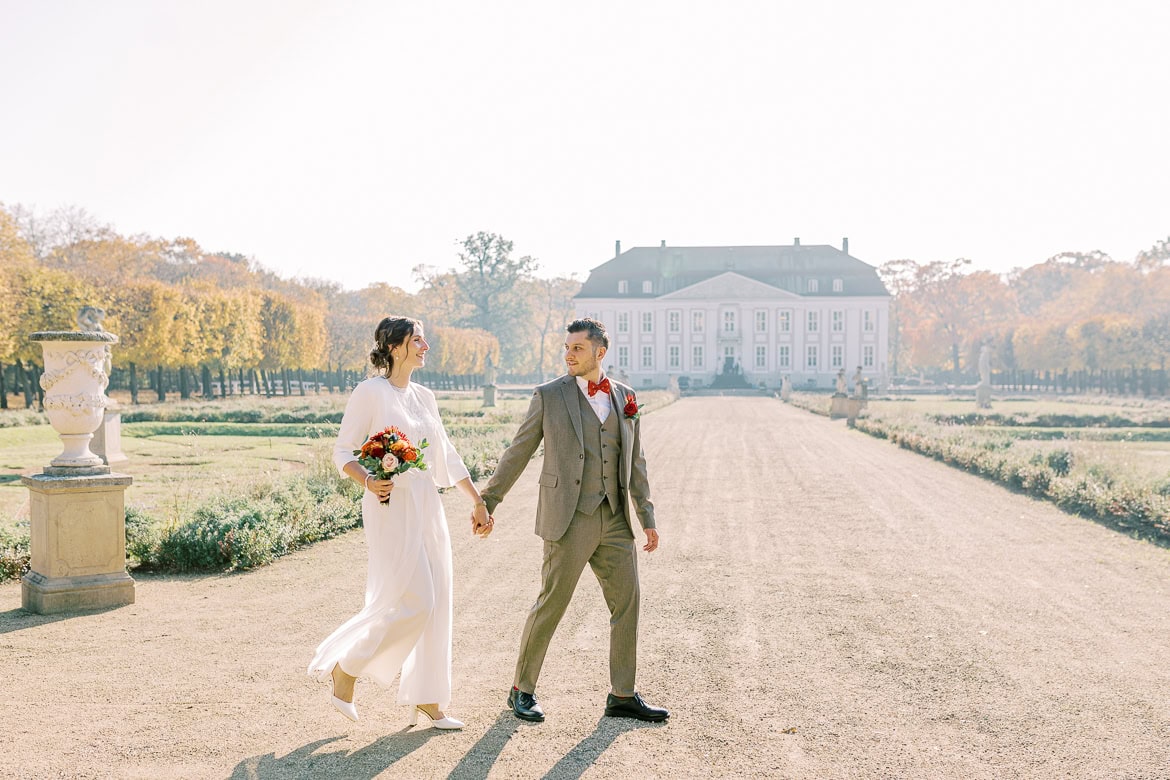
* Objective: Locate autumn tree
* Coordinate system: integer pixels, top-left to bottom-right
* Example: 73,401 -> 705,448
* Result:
0,207 -> 37,407
426,326 -> 499,374
451,232 -> 539,372
522,275 -> 581,381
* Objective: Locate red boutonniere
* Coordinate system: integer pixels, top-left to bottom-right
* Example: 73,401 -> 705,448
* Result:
623,394 -> 643,420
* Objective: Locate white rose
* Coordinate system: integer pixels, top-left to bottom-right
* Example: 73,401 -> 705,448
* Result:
381,453 -> 399,472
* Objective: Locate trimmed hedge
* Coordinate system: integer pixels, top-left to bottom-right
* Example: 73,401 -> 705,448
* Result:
124,421 -> 338,438
851,416 -> 1170,541
131,470 -> 362,572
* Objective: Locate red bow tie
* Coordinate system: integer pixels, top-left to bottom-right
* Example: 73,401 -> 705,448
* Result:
587,378 -> 611,397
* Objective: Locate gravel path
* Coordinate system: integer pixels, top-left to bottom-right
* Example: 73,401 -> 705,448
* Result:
3,396 -> 1169,779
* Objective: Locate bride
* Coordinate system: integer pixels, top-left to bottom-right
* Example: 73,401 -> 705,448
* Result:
308,315 -> 493,728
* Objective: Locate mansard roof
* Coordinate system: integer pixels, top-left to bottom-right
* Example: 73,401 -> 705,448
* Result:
576,244 -> 890,299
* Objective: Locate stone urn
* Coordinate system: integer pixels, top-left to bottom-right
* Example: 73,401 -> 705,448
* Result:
30,330 -> 118,471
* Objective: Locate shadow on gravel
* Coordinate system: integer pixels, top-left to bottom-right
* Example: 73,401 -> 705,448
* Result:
0,604 -> 123,635
446,711 -> 521,779
228,728 -> 441,780
536,716 -> 667,780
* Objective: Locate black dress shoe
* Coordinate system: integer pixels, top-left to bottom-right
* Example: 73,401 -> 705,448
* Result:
604,693 -> 669,722
507,686 -> 545,722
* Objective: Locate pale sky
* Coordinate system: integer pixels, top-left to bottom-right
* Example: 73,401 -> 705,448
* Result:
3,0 -> 1168,292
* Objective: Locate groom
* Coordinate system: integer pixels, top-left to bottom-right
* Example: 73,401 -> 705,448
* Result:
479,318 -> 668,723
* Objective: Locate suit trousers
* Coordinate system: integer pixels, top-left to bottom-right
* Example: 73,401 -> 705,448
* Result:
514,500 -> 640,697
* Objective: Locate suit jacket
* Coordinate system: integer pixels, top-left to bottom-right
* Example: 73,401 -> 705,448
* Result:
482,375 -> 655,541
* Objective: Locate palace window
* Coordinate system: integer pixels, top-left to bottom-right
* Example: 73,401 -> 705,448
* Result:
863,310 -> 874,332
755,345 -> 767,369
807,345 -> 818,369
668,310 -> 681,333
617,345 -> 629,368
642,280 -> 653,294
641,346 -> 654,369
807,311 -> 819,333
778,310 -> 791,333
832,344 -> 844,368
692,345 -> 704,369
864,344 -> 875,368
807,279 -> 819,293
669,345 -> 680,369
832,310 -> 843,332
778,345 -> 790,368
723,310 -> 736,333
692,310 -> 704,332
641,312 -> 653,333
755,310 -> 767,333
618,280 -> 629,294
832,278 -> 843,292
617,312 -> 629,333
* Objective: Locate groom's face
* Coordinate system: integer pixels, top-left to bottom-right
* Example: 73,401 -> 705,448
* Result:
564,331 -> 605,378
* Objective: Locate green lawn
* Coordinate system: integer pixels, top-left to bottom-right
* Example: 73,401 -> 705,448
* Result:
1,388 -> 677,532
0,392 -> 538,530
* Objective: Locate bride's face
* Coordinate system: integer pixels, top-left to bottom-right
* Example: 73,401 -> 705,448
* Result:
397,330 -> 429,370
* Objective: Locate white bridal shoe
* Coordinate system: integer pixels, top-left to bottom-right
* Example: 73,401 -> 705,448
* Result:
329,664 -> 359,722
409,706 -> 464,730
331,694 -> 359,722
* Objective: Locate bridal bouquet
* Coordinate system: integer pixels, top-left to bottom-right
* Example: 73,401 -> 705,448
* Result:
354,426 -> 429,503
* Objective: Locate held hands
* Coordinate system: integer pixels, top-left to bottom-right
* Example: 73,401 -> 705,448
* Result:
471,503 -> 494,538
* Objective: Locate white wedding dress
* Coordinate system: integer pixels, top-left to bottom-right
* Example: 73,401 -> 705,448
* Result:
307,377 -> 470,708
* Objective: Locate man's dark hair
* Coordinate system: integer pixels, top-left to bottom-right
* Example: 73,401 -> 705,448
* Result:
566,318 -> 609,350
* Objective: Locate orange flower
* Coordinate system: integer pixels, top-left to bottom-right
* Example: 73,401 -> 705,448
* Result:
390,440 -> 408,453
402,448 -> 418,462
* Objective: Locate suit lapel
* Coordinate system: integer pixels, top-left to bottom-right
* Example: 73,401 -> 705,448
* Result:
559,376 -> 584,446
609,383 -> 633,474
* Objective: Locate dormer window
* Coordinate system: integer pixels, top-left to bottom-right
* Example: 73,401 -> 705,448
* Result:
832,278 -> 843,292
618,280 -> 628,294
807,279 -> 819,293
642,280 -> 653,294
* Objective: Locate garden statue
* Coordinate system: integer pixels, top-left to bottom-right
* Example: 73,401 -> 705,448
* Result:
483,352 -> 497,387
77,306 -> 106,332
482,353 -> 497,407
976,344 -> 993,409
834,369 -> 847,396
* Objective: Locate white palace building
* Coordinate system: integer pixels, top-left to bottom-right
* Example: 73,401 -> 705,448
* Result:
574,239 -> 891,390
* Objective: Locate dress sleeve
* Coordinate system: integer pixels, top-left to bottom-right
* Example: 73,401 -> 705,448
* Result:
420,386 -> 471,488
333,381 -> 374,476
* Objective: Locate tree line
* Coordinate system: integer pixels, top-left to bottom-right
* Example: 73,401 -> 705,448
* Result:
0,204 -> 579,408
880,242 -> 1170,391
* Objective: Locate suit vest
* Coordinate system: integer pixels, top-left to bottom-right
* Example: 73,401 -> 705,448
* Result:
575,389 -> 623,516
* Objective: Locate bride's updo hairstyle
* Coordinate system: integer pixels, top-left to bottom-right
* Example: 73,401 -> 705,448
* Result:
370,315 -> 422,375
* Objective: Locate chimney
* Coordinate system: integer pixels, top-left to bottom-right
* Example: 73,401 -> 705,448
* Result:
842,237 -> 850,255
794,237 -> 800,247
615,240 -> 621,257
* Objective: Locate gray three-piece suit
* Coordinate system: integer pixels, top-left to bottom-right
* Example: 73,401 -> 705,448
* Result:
482,374 -> 655,696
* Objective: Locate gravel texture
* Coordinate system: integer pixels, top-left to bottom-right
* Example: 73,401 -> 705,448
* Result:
3,396 -> 1169,779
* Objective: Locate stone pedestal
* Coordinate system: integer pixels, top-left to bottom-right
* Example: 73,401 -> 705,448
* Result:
21,471 -> 135,614
829,393 -> 849,418
91,411 -> 128,466
830,395 -> 865,424
482,384 -> 497,408
975,382 -> 992,409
